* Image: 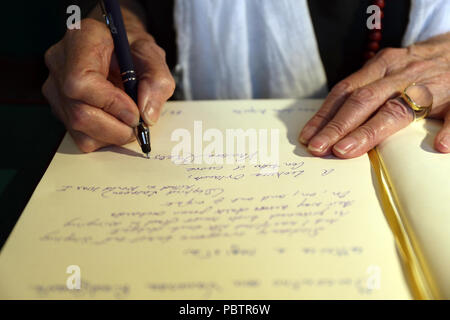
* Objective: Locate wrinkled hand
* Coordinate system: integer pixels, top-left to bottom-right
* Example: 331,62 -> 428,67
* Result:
299,32 -> 450,158
42,18 -> 175,152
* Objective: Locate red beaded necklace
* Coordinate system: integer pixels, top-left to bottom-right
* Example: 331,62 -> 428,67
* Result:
364,0 -> 385,61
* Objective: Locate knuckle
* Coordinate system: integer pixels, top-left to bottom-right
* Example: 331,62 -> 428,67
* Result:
377,48 -> 394,59
326,119 -> 348,137
157,75 -> 176,96
69,105 -> 91,131
313,110 -> 332,123
144,75 -> 175,99
352,87 -> 377,104
358,125 -> 377,144
346,87 -> 377,112
131,38 -> 157,56
376,48 -> 405,71
377,47 -> 403,60
78,18 -> 107,35
407,60 -> 434,73
75,137 -> 98,153
331,80 -> 353,97
154,45 -> 166,58
131,38 -> 168,65
380,99 -> 413,122
62,74 -> 84,99
44,45 -> 57,70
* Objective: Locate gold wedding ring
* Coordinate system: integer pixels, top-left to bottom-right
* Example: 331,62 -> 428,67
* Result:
400,83 -> 433,121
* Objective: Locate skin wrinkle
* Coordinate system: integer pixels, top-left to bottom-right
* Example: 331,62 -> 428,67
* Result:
301,32 -> 450,157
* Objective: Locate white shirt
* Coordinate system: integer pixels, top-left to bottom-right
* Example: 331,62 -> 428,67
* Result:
174,0 -> 450,100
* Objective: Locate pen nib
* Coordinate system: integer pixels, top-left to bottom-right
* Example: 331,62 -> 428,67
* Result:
146,153 -> 150,159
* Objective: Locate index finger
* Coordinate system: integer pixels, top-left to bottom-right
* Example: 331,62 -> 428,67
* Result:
298,49 -> 395,144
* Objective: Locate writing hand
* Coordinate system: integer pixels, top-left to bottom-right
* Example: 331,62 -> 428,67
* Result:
42,18 -> 175,152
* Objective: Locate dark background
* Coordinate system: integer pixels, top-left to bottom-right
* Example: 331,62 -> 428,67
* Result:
1,2 -> 68,104
0,2 -> 69,248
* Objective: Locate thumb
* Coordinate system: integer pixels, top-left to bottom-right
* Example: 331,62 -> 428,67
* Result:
434,108 -> 450,153
131,37 -> 175,126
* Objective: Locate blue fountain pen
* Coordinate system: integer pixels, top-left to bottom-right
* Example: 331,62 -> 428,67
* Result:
100,0 -> 151,158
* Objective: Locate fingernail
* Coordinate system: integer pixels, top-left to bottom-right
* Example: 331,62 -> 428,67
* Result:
439,135 -> 450,151
334,137 -> 357,155
118,109 -> 139,127
299,126 -> 317,144
308,136 -> 329,153
143,102 -> 158,126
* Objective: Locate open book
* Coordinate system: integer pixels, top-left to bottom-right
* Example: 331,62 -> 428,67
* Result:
0,100 -> 448,299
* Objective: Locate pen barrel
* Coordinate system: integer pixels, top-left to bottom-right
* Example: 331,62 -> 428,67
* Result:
102,0 -> 138,104
122,73 -> 138,104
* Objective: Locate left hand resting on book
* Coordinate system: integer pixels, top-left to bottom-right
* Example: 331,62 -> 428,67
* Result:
299,32 -> 450,159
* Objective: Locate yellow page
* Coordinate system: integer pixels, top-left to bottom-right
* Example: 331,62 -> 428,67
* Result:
377,120 -> 450,299
0,99 -> 411,299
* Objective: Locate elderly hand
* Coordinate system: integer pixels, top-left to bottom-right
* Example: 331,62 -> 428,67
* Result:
299,32 -> 450,158
42,17 -> 175,152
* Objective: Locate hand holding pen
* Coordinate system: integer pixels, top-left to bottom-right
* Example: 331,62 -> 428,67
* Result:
42,0 -> 175,154
100,0 -> 151,157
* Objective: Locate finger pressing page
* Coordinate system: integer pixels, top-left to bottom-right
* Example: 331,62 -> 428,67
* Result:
299,54 -> 390,144
66,102 -> 136,147
434,109 -> 450,153
332,98 -> 414,159
306,74 -> 408,156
